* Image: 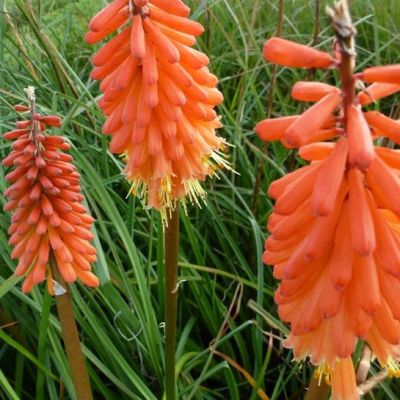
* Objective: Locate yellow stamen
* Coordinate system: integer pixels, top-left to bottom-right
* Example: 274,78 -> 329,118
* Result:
386,357 -> 400,378
314,363 -> 332,386
124,148 -> 231,224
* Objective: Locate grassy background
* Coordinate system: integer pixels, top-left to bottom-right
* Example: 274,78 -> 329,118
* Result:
1,0 -> 400,399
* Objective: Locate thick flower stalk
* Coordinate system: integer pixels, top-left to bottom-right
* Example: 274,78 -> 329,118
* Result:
85,0 -> 227,213
2,95 -> 99,294
256,3 -> 400,399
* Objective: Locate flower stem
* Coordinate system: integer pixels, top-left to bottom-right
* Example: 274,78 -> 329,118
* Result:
333,0 -> 356,124
164,207 -> 180,400
50,256 -> 93,400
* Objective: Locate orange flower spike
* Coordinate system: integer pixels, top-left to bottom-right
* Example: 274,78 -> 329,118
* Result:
263,37 -> 335,69
291,81 -> 339,102
347,105 -> 375,170
87,0 -> 228,214
311,138 -> 348,216
2,95 -> 99,293
284,91 -> 341,147
359,64 -> 400,84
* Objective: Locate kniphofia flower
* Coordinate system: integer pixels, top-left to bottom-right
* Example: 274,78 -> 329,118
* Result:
2,97 -> 99,293
255,16 -> 400,400
85,0 -> 228,214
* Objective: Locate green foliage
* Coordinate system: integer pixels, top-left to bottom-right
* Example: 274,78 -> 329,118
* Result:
1,0 -> 400,399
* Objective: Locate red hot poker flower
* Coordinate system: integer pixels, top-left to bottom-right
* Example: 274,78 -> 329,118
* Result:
2,95 -> 99,294
256,5 -> 400,399
86,0 -> 229,214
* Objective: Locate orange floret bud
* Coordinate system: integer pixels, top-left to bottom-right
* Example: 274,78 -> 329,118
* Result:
285,92 -> 341,147
14,105 -> 30,112
298,142 -> 334,161
263,37 -> 335,69
359,64 -> 400,84
358,82 -> 400,105
328,202 -> 353,290
367,156 -> 400,217
364,111 -> 400,144
151,0 -> 190,17
88,0 -> 127,33
347,105 -> 375,170
255,116 -> 298,142
348,168 -> 376,256
311,138 -> 348,216
291,81 -> 339,102
40,115 -> 62,127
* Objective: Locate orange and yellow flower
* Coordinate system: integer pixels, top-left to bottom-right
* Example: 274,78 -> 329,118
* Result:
2,101 -> 99,293
257,36 -> 400,399
86,0 -> 228,214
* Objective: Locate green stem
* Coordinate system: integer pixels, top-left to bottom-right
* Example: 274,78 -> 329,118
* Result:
164,208 -> 180,400
50,256 -> 93,400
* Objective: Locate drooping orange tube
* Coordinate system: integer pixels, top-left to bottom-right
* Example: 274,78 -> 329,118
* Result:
263,37 -> 335,69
